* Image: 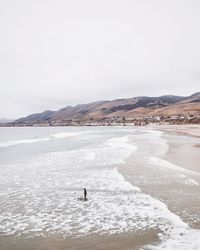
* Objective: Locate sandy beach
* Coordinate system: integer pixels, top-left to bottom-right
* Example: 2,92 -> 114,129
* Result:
119,125 -> 200,249
161,125 -> 200,229
0,125 -> 200,250
1,0 -> 199,247
0,231 -> 160,250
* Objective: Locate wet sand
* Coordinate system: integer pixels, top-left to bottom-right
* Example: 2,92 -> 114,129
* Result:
118,125 -> 200,249
161,126 -> 200,229
0,231 -> 159,250
120,125 -> 200,231
152,124 -> 200,139
1,125 -> 200,250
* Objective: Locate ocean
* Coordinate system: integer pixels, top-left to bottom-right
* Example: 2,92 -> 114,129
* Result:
0,126 -> 200,249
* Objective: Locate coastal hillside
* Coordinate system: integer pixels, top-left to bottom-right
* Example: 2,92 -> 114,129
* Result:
14,92 -> 200,125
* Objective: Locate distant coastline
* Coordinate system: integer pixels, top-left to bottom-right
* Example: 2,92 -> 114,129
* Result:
2,92 -> 200,127
1,115 -> 200,128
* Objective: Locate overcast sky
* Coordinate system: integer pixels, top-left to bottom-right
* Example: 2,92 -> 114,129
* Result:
0,0 -> 200,119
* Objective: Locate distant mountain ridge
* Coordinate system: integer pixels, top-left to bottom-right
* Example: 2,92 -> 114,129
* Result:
16,110 -> 55,124
14,92 -> 200,124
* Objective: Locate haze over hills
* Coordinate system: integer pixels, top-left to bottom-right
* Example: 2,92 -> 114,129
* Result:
0,118 -> 14,124
13,92 -> 200,125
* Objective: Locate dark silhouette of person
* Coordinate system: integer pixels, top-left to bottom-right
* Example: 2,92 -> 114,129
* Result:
84,188 -> 87,201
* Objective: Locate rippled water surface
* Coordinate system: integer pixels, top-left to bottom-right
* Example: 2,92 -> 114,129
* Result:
0,126 -> 200,249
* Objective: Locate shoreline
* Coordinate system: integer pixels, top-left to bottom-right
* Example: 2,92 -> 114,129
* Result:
1,126 -> 200,250
118,125 -> 200,248
148,124 -> 200,138
160,126 -> 200,229
1,124 -> 200,128
0,231 -> 159,250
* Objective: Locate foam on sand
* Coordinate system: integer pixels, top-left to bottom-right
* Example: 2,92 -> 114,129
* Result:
1,128 -> 200,250
0,135 -> 139,237
145,227 -> 200,250
149,157 -> 199,186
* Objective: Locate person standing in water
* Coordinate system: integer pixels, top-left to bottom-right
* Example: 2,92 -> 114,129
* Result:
84,188 -> 87,201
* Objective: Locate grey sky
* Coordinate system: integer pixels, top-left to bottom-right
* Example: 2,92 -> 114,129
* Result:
0,0 -> 200,119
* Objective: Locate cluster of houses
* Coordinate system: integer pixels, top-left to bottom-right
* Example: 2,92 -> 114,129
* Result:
123,114 -> 200,126
2,113 -> 199,127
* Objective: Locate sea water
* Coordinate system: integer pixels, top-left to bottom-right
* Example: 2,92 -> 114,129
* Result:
0,126 -> 200,249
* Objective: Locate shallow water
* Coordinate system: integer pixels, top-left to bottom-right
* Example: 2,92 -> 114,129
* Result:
0,126 -> 200,249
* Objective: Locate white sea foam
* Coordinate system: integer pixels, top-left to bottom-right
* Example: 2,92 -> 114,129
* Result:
0,137 -> 50,148
51,131 -> 85,139
145,228 -> 200,250
0,131 -> 85,148
180,174 -> 199,186
132,129 -> 169,157
149,157 -> 199,186
1,127 -> 200,250
0,135 -> 139,237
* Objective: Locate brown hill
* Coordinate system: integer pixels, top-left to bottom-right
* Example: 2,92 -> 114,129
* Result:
14,92 -> 200,124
